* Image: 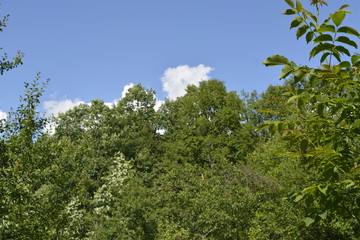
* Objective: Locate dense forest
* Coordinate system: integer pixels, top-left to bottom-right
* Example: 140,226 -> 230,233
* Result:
1,0 -> 360,239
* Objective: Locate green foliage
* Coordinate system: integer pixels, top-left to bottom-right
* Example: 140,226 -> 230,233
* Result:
0,14 -> 23,75
263,0 -> 360,233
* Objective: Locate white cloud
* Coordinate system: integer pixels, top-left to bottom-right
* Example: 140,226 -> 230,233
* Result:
43,99 -> 85,117
161,64 -> 214,99
0,110 -> 7,120
121,83 -> 135,98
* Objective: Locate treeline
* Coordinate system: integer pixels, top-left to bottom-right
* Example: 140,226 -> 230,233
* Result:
1,0 -> 360,239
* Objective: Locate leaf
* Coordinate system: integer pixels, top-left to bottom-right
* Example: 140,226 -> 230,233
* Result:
331,11 -> 346,26
297,25 -> 309,39
338,26 -> 360,37
318,211 -> 328,220
309,43 -> 335,59
339,5 -> 350,10
317,25 -> 336,33
313,34 -> 333,43
318,185 -> 328,195
294,194 -> 304,202
338,61 -> 350,68
306,31 -> 314,43
287,94 -> 302,104
300,139 -> 308,153
296,0 -> 302,12
290,16 -> 304,29
304,217 -> 315,226
280,65 -> 294,79
320,52 -> 331,63
335,45 -> 351,56
263,55 -> 291,66
282,9 -> 297,15
351,55 -> 360,65
284,0 -> 295,8
335,36 -> 358,48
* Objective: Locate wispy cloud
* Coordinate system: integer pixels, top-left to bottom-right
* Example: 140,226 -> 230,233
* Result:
161,64 -> 214,100
43,99 -> 85,117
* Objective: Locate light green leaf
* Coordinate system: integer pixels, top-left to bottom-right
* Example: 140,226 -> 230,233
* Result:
331,11 -> 346,26
263,55 -> 291,66
297,25 -> 309,39
318,211 -> 327,220
280,65 -> 294,79
335,36 -> 358,48
339,5 -> 350,10
304,217 -> 315,226
317,24 -> 336,33
338,26 -> 360,37
294,194 -> 304,202
318,185 -> 328,195
287,94 -> 302,103
313,34 -> 333,43
290,16 -> 304,29
296,0 -> 302,12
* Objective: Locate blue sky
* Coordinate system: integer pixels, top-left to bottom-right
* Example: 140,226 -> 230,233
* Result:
1,0 -> 360,117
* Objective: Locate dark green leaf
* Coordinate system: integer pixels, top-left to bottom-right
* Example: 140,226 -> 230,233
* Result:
335,36 -> 358,48
351,55 -> 360,65
296,25 -> 309,39
335,45 -> 351,56
317,25 -> 336,33
284,0 -> 295,8
331,11 -> 346,26
320,52 -> 331,63
338,26 -> 360,37
313,34 -> 333,43
306,31 -> 314,43
282,9 -> 297,15
309,43 -> 335,59
263,55 -> 291,66
338,61 -> 350,68
300,139 -> 308,153
290,16 -> 304,29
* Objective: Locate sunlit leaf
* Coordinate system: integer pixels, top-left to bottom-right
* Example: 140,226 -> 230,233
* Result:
317,24 -> 336,33
331,11 -> 346,26
263,55 -> 291,66
304,217 -> 315,226
313,34 -> 333,43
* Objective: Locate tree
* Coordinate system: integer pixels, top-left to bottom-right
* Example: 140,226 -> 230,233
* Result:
0,14 -> 23,75
262,0 -> 360,234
